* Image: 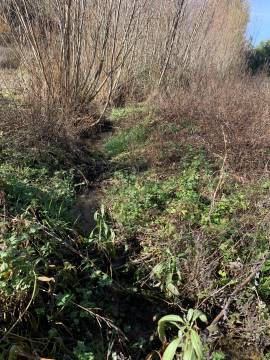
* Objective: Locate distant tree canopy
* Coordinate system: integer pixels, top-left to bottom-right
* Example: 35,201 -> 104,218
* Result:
247,40 -> 270,75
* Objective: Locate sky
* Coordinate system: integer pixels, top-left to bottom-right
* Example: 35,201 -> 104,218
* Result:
247,0 -> 270,45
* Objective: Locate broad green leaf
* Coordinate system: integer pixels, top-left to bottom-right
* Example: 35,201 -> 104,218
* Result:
152,263 -> 164,277
158,321 -> 167,342
183,341 -> 195,360
191,310 -> 204,323
167,283 -> 180,296
190,330 -> 203,359
159,315 -> 185,324
199,314 -> 207,323
187,309 -> 194,322
166,270 -> 173,285
158,315 -> 184,342
162,338 -> 181,360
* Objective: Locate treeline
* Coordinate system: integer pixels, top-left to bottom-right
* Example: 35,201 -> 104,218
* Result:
247,40 -> 270,75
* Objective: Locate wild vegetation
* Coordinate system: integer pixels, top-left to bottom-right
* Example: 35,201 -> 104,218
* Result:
248,40 -> 270,75
1,0 -> 270,359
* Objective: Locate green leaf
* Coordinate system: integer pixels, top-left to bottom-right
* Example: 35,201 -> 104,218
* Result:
163,338 -> 181,360
0,262 -> 9,273
187,309 -> 194,322
178,329 -> 183,340
190,330 -> 203,359
183,341 -> 195,360
167,283 -> 180,296
101,204 -> 105,217
159,315 -> 184,324
191,310 -> 204,323
158,315 -> 184,342
104,222 -> 108,237
199,314 -> 207,323
152,263 -> 164,277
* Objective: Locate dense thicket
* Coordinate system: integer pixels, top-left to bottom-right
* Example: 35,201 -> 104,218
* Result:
0,0 -> 249,116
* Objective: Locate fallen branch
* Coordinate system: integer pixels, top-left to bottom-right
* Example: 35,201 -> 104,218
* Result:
0,271 -> 38,343
207,253 -> 269,329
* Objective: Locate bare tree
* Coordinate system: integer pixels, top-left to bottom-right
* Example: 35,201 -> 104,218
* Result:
0,0 -> 249,130
10,0 -> 146,124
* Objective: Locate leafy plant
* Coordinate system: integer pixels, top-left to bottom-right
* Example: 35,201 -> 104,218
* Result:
73,341 -> 95,360
150,250 -> 181,297
211,351 -> 226,360
157,309 -> 207,360
258,259 -> 270,298
88,205 -> 116,256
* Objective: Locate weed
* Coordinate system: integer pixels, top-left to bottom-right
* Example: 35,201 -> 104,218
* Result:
0,150 -> 119,358
150,250 -> 181,297
157,309 -> 207,360
107,171 -> 175,232
73,342 -> 96,360
88,205 -> 116,257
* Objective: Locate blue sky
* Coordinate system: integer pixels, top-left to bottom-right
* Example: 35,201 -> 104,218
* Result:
247,0 -> 270,45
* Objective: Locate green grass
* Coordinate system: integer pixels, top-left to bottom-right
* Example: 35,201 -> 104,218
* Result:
109,104 -> 146,121
104,119 -> 151,157
0,162 -> 74,220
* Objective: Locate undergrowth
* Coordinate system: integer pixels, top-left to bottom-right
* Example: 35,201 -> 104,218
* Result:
101,106 -> 270,359
0,148 -> 123,359
2,103 -> 270,359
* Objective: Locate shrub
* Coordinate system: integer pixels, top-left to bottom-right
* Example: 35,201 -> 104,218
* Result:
153,75 -> 270,175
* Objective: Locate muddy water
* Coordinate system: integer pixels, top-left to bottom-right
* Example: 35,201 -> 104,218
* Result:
74,121 -> 113,235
